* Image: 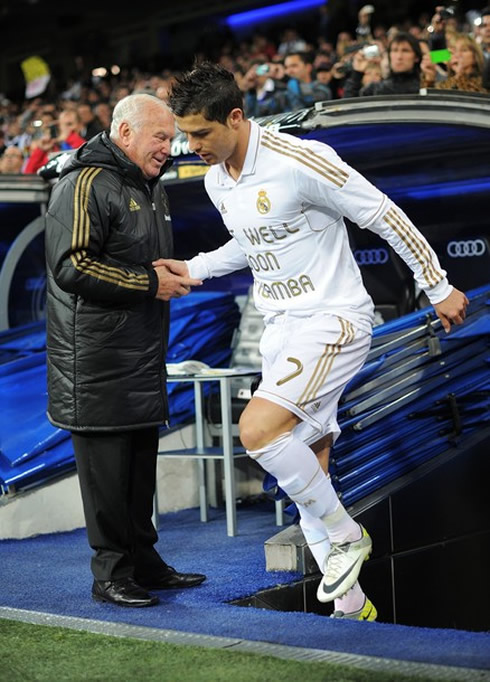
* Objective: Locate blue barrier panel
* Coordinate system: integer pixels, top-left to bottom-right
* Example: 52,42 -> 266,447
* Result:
0,291 -> 241,494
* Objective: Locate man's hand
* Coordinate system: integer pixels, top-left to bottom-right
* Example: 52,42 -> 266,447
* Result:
352,50 -> 369,73
152,260 -> 202,301
433,288 -> 469,333
421,53 -> 437,85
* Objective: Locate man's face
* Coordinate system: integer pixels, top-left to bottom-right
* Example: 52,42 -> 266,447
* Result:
77,105 -> 93,124
481,15 -> 490,47
0,147 -> 24,173
58,110 -> 82,138
122,104 -> 175,179
389,41 -> 418,73
284,55 -> 310,81
174,111 -> 240,166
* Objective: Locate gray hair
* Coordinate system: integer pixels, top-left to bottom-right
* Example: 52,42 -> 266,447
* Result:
110,93 -> 171,139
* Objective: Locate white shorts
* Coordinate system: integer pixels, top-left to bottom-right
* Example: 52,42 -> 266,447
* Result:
253,313 -> 372,446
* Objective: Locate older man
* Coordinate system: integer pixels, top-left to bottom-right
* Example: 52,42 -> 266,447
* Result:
45,94 -> 205,607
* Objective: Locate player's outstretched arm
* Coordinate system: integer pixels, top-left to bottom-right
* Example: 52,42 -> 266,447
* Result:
433,288 -> 469,333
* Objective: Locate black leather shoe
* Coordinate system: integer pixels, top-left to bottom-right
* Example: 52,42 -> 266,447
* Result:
92,578 -> 159,607
138,566 -> 206,590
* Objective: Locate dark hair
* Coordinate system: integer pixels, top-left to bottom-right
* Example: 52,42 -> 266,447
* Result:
168,61 -> 244,124
316,61 -> 333,72
284,51 -> 314,65
389,31 -> 422,65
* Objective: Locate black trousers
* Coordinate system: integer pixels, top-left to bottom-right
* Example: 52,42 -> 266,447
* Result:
71,426 -> 168,582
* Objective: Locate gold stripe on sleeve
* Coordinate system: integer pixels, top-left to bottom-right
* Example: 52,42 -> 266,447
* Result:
388,208 -> 443,286
70,252 -> 149,290
69,168 -> 150,290
263,130 -> 349,183
74,250 -> 149,284
383,208 -> 442,287
71,167 -> 101,250
263,130 -> 350,181
261,138 -> 346,188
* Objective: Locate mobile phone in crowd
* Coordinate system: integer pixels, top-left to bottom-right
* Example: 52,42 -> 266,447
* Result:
429,48 -> 452,63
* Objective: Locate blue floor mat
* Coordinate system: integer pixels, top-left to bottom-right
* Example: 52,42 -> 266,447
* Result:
1,502 -> 489,671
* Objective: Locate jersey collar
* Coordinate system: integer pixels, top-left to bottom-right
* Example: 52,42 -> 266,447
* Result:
217,119 -> 260,186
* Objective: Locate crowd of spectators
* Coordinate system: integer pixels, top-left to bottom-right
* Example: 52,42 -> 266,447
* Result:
1,3 -> 489,175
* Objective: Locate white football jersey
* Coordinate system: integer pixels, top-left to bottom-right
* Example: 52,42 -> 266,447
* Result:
187,120 -> 451,332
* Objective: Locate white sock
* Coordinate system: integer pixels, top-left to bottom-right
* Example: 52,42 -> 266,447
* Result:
247,432 -> 339,518
321,502 -> 361,544
297,503 -> 331,571
334,581 -> 366,614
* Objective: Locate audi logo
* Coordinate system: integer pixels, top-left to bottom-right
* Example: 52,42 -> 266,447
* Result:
446,240 -> 486,258
354,248 -> 389,265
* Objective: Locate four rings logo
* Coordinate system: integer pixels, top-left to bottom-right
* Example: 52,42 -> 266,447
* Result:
354,248 -> 389,265
447,240 -> 486,257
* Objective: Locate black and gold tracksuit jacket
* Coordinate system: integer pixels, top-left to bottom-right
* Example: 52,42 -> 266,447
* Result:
45,131 -> 173,431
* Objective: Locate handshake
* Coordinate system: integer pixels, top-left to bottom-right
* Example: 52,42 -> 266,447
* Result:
152,258 -> 202,301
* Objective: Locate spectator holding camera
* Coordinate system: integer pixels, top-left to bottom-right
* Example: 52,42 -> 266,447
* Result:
421,33 -> 489,93
343,32 -> 422,98
240,61 -> 288,118
427,5 -> 458,51
284,51 -> 332,110
23,109 -> 86,175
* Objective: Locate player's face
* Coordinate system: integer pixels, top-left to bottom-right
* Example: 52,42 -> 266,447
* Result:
174,111 -> 240,165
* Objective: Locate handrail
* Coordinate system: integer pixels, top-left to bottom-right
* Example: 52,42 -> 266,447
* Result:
306,91 -> 490,131
0,174 -> 50,203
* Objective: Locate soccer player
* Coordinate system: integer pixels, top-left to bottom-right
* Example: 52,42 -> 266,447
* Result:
161,61 -> 468,620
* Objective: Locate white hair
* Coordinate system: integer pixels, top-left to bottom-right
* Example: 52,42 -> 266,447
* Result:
110,93 -> 171,140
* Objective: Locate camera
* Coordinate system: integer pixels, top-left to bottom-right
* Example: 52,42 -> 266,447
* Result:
49,124 -> 58,139
362,44 -> 380,59
335,62 -> 352,77
255,64 -> 270,76
32,127 -> 45,141
439,6 -> 456,20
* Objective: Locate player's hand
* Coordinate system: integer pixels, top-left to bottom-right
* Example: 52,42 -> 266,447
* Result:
433,288 -> 469,333
152,258 -> 191,277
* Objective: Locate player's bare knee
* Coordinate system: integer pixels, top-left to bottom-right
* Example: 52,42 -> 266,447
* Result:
238,413 -> 269,451
239,397 -> 300,451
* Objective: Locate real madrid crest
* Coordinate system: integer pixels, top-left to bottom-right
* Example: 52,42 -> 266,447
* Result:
256,190 -> 271,215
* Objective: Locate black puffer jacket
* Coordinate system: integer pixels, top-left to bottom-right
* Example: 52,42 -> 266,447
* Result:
45,132 -> 173,431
